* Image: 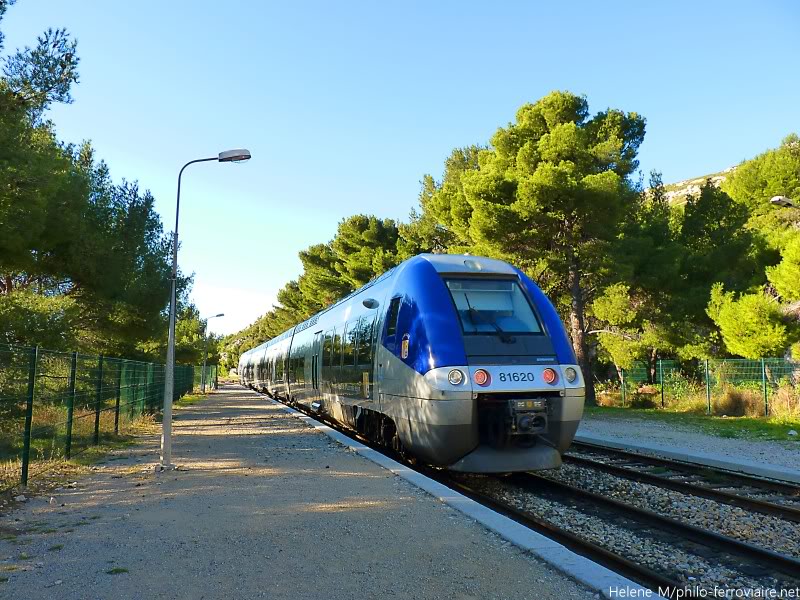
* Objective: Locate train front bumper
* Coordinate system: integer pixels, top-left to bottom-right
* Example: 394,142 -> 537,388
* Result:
395,365 -> 585,471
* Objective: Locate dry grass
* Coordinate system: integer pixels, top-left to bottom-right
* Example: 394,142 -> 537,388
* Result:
0,406 -> 156,493
769,386 -> 800,419
714,388 -> 765,417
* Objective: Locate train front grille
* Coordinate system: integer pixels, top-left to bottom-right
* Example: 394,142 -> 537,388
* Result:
475,392 -> 558,449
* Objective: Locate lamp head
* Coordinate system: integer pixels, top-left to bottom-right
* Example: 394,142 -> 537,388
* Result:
770,195 -> 796,208
213,313 -> 225,318
218,149 -> 251,163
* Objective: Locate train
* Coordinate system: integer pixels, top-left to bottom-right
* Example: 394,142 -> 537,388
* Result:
239,253 -> 584,473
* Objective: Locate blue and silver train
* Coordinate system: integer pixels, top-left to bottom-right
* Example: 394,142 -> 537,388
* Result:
239,254 -> 584,473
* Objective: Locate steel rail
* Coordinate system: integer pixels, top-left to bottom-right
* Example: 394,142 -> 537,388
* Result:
254,389 -> 683,596
564,453 -> 800,523
517,472 -> 800,577
570,441 -> 800,495
439,476 -> 685,595
252,389 -> 799,592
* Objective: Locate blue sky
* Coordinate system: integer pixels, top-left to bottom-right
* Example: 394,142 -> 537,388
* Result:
3,1 -> 799,335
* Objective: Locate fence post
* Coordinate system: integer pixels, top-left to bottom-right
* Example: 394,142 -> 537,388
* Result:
93,355 -> 104,445
705,359 -> 712,415
65,352 -> 77,459
143,363 -> 150,412
620,368 -> 626,407
148,363 -> 155,411
114,361 -> 122,434
21,346 -> 39,486
134,363 -> 141,414
659,359 -> 665,408
761,358 -> 768,416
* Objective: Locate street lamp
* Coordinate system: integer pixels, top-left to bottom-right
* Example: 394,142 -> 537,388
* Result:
201,313 -> 224,393
160,149 -> 251,470
770,195 -> 798,208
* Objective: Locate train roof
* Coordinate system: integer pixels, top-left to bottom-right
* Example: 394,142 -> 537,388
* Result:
418,253 -> 518,275
239,253 -> 521,357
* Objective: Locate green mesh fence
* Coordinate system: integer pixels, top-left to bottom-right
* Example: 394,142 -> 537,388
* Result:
612,357 -> 799,416
0,343 -> 214,491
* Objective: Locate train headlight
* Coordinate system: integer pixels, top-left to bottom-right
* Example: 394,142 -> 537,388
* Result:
448,369 -> 465,386
564,367 -> 578,383
542,368 -> 558,385
473,369 -> 491,387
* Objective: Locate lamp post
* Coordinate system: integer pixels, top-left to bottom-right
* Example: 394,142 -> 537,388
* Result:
201,313 -> 224,393
160,149 -> 251,470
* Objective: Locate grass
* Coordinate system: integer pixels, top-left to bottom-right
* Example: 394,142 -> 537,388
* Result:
584,404 -> 800,442
0,383 -> 210,491
0,384 -> 206,494
173,392 -> 209,409
106,567 -> 128,575
47,544 -> 63,552
0,426 -> 150,494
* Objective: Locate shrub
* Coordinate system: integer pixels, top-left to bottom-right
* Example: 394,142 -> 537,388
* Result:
714,388 -> 764,417
596,391 -> 621,407
629,393 -> 657,409
769,385 -> 800,419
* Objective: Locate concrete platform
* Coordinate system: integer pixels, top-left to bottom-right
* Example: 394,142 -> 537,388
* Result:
0,384 -> 652,600
575,433 -> 800,484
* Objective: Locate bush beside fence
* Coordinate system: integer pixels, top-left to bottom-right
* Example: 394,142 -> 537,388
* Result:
603,358 -> 799,418
0,343 -> 218,491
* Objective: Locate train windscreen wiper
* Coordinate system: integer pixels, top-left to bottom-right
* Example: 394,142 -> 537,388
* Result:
464,295 -> 516,343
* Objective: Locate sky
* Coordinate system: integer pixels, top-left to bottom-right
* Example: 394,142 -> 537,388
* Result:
3,1 -> 799,335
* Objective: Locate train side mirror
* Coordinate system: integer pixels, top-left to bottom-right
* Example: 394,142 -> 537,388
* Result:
362,298 -> 379,309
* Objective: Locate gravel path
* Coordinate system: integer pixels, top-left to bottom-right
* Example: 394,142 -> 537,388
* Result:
0,384 -> 594,600
578,413 -> 800,472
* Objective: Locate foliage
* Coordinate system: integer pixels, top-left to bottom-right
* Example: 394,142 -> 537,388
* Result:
220,215 -> 402,372
592,172 -> 685,373
707,284 -> 792,359
0,3 -> 195,361
767,235 -> 800,302
400,91 -> 647,403
3,26 -> 79,121
0,289 -> 78,348
224,92 -> 800,385
722,133 -> 800,238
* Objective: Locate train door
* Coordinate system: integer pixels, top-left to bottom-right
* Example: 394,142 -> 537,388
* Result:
378,295 -> 402,400
311,331 -> 323,400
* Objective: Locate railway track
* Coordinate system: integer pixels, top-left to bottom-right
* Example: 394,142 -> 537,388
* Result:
452,470 -> 800,596
438,474 -> 685,594
566,441 -> 800,523
257,391 -> 800,596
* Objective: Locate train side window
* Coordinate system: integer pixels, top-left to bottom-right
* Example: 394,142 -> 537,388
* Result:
332,331 -> 343,368
357,315 -> 375,365
386,296 -> 401,337
343,321 -> 357,367
323,331 -> 333,367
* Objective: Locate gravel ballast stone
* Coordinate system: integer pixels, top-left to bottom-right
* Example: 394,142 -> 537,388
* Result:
0,385 -> 596,600
577,414 -> 800,477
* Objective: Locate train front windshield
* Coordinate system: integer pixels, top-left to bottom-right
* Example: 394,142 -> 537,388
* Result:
445,279 -> 542,335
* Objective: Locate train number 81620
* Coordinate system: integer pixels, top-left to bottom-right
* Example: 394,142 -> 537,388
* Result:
498,372 -> 535,382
